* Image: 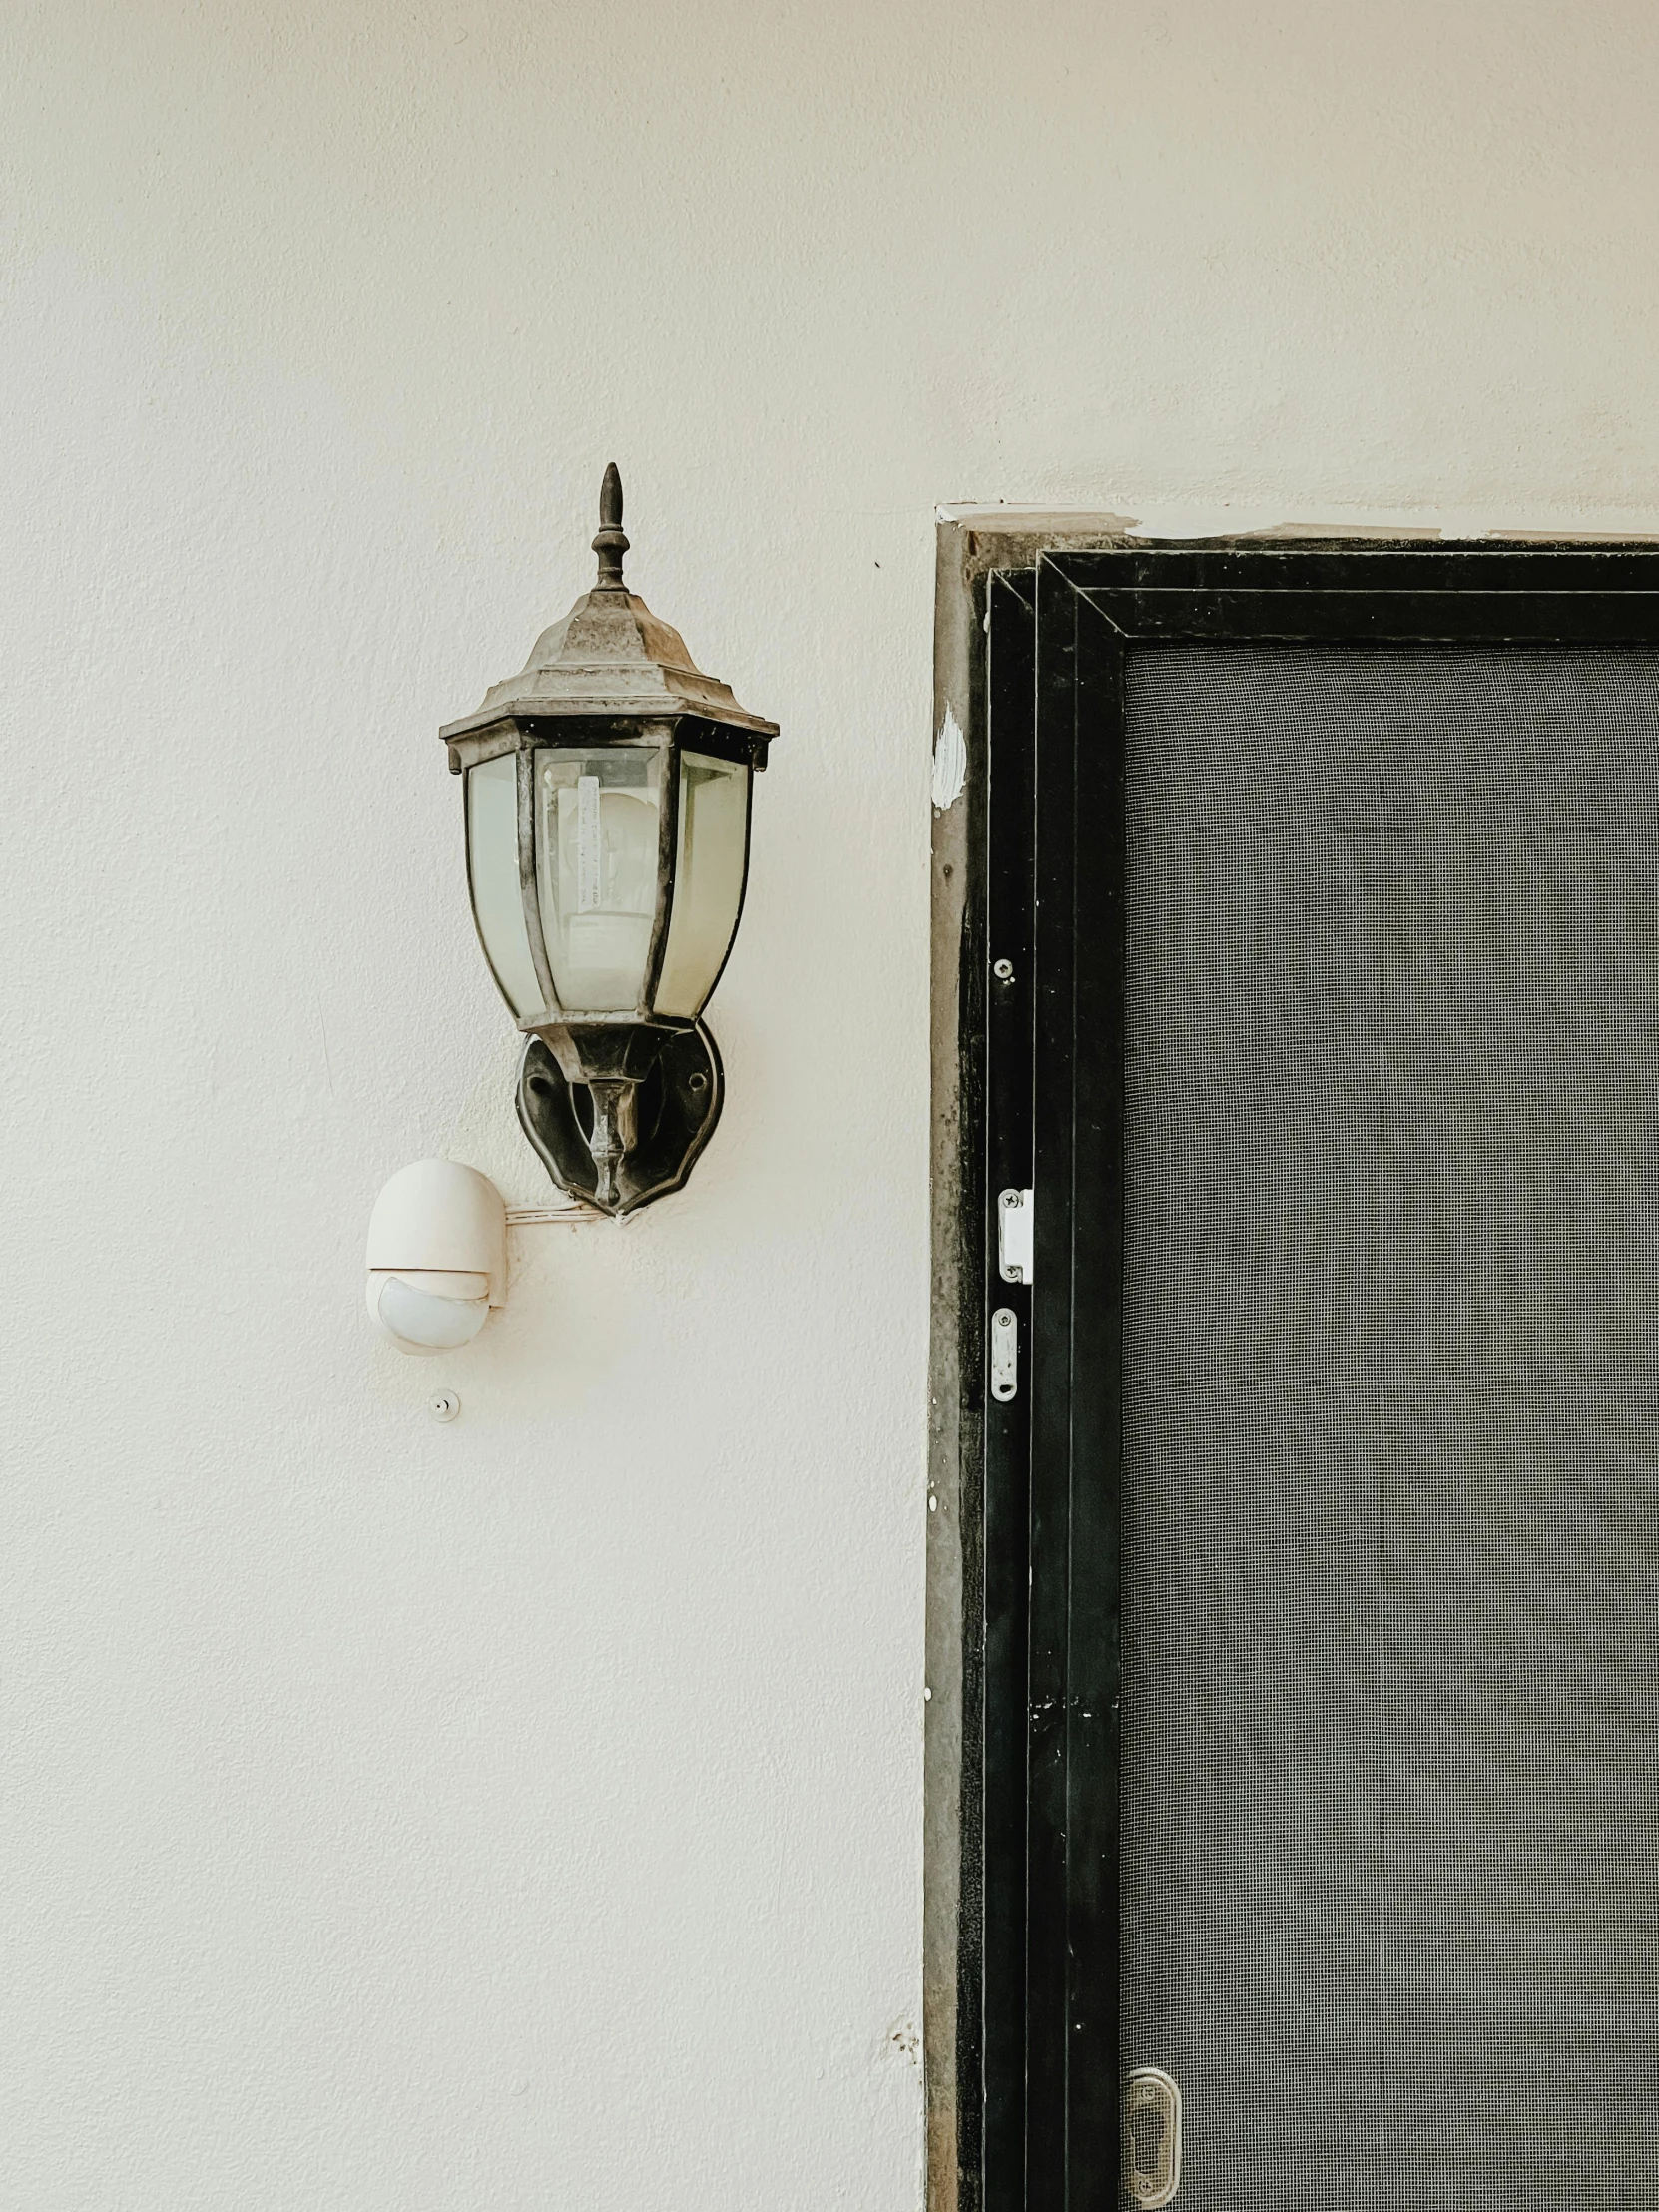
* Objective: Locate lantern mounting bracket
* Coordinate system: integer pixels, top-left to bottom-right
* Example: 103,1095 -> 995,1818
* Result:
516,1024 -> 724,1218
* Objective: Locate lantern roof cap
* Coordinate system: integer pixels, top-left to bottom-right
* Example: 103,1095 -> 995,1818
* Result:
440,464 -> 779,745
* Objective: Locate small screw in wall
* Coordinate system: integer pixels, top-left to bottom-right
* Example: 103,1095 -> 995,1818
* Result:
427,1391 -> 461,1424
992,958 -> 1014,981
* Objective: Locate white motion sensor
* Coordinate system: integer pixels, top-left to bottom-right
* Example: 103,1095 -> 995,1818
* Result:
365,1160 -> 507,1356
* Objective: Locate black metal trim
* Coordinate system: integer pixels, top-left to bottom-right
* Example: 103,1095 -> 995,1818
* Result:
1023,555 -> 1084,2211
641,744 -> 680,1013
971,537 -> 1659,2212
979,571 -> 1037,2212
517,743 -> 561,1018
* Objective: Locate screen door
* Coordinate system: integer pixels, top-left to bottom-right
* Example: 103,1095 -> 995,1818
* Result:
974,545 -> 1659,2212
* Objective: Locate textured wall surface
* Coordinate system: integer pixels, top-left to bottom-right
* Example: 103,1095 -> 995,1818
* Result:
3,3 -> 1659,2206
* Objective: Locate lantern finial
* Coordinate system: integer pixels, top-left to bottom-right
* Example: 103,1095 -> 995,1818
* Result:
592,462 -> 629,594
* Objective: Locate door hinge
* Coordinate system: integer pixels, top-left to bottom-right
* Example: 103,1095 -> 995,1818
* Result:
997,1187 -> 1034,1284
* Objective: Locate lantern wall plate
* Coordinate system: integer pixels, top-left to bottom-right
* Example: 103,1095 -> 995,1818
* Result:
442,466 -> 776,1216
516,1026 -> 722,1214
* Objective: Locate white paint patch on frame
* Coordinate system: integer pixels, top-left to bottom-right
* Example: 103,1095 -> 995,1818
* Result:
932,706 -> 967,812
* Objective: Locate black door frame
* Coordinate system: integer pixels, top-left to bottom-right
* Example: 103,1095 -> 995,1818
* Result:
953,540 -> 1659,2212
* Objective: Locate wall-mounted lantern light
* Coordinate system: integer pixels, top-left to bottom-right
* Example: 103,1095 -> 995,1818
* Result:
442,467 -> 777,1215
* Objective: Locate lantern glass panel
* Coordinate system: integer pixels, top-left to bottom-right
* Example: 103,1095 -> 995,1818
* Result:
654,752 -> 752,1018
466,752 -> 547,1022
533,748 -> 666,1012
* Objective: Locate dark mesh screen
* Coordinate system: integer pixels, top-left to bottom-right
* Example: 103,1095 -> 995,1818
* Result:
1118,645 -> 1659,2209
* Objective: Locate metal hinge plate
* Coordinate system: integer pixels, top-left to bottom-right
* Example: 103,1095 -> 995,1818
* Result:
997,1187 -> 1034,1284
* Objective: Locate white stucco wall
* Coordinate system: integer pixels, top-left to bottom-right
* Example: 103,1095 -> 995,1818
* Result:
5,3 -> 1659,2205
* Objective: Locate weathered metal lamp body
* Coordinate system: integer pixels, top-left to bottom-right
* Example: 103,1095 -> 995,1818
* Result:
442,468 -> 776,1213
